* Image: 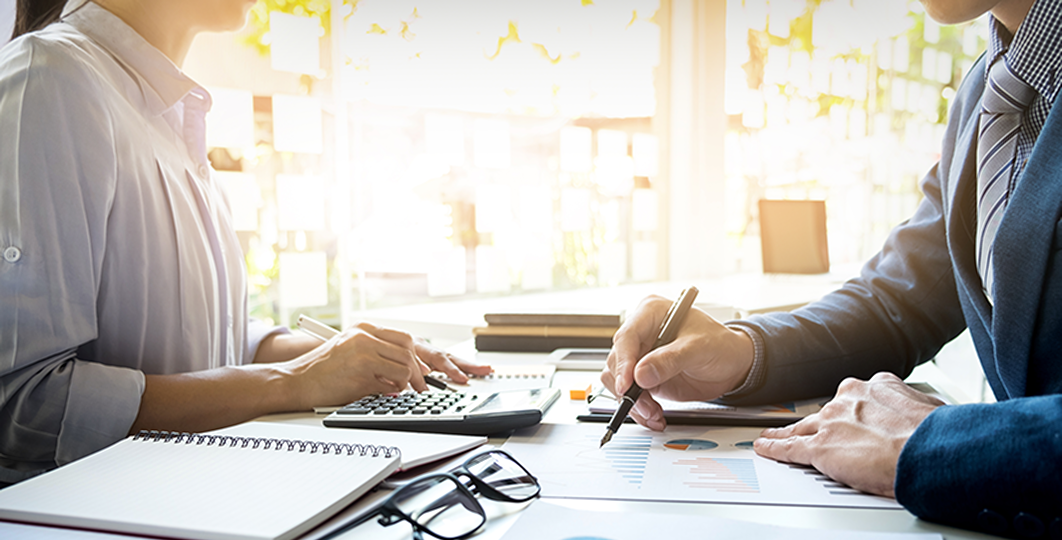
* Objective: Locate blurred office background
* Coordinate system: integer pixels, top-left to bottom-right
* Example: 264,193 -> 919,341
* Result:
0,1 -> 988,395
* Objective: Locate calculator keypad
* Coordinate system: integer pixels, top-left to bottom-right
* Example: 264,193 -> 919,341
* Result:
337,392 -> 468,417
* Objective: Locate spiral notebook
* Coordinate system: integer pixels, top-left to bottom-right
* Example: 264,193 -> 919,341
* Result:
0,429 -> 400,540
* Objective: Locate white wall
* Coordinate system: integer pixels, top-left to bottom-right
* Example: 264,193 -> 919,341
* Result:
0,0 -> 15,48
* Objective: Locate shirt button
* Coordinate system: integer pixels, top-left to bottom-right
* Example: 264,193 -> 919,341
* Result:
3,246 -> 21,263
978,509 -> 1008,536
198,165 -> 209,177
1014,512 -> 1045,538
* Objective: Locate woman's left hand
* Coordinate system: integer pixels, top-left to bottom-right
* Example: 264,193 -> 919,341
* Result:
413,338 -> 493,383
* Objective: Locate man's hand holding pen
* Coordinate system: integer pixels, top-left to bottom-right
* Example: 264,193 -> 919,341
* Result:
603,294 -> 944,499
600,292 -> 755,432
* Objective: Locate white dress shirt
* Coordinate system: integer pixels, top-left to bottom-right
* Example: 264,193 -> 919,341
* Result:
0,2 -> 283,481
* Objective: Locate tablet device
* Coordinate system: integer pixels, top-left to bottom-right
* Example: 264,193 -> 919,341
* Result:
545,348 -> 610,370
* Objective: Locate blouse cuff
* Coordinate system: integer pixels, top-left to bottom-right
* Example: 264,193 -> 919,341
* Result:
55,361 -> 145,465
245,318 -> 290,365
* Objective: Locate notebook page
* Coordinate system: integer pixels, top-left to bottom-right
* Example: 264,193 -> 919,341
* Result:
0,436 -> 398,540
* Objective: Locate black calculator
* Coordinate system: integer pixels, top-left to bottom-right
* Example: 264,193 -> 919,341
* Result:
323,388 -> 560,436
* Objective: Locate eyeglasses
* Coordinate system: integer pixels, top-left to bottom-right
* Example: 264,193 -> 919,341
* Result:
322,450 -> 540,540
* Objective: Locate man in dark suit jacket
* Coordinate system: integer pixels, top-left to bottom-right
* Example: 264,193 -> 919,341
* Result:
603,0 -> 1062,537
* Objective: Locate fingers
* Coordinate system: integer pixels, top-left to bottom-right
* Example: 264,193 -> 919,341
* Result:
449,355 -> 493,377
755,412 -> 823,465
413,341 -> 492,384
869,371 -> 903,384
633,346 -> 679,389
600,366 -> 665,430
355,322 -> 415,349
365,354 -> 421,392
609,295 -> 670,392
600,365 -> 617,396
753,434 -> 814,466
345,323 -> 427,392
608,336 -> 637,394
630,395 -> 667,431
621,307 -> 754,401
759,415 -> 820,440
628,335 -> 707,390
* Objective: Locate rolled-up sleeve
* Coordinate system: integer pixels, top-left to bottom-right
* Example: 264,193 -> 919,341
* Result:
0,36 -> 137,474
245,318 -> 290,365
0,351 -> 144,474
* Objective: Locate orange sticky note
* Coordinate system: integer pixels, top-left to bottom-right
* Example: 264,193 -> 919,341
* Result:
569,385 -> 593,401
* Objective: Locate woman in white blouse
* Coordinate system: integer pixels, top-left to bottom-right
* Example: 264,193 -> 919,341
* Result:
0,0 -> 490,483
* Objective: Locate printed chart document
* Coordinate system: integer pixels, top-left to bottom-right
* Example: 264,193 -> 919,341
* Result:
501,501 -> 943,540
501,423 -> 900,509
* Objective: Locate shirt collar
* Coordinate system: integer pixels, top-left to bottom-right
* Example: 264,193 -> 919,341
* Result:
984,15 -> 1010,74
61,1 -> 201,116
985,0 -> 1062,100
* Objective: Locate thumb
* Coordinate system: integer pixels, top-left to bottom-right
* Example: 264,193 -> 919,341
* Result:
633,346 -> 685,389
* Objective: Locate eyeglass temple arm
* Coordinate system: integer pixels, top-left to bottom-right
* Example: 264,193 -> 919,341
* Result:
317,498 -> 392,540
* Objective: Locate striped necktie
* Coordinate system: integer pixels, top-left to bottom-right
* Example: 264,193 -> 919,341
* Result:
976,57 -> 1037,303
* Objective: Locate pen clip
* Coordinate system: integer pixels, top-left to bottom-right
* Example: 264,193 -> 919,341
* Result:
586,385 -> 612,404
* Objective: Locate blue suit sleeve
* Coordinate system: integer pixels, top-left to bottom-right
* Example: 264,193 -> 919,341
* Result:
896,397 -> 1062,535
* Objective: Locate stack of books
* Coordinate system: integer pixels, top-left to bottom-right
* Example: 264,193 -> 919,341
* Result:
473,311 -> 623,352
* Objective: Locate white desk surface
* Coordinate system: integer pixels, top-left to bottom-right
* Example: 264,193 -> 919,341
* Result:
250,345 -> 996,540
1,352 -> 997,540
4,274 -> 1001,540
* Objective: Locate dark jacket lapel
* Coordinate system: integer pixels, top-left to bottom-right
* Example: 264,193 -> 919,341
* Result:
991,90 -> 1062,398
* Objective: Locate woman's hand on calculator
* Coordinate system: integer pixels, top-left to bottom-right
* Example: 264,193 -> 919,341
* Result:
413,338 -> 493,384
282,322 -> 439,408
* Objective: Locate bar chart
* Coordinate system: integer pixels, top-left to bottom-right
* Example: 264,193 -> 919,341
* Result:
595,434 -> 652,485
674,457 -> 761,493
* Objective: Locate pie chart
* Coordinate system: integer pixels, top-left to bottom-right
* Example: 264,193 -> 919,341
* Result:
663,439 -> 718,451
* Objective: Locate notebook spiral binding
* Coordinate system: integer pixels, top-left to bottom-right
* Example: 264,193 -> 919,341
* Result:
133,430 -> 401,459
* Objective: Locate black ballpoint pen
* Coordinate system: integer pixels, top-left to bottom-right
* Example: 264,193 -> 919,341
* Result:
600,286 -> 699,447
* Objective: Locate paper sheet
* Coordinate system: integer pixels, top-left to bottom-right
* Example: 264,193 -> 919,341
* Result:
501,423 -> 901,509
500,501 -> 941,540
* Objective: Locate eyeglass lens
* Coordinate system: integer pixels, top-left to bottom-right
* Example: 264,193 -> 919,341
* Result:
464,452 -> 539,501
393,476 -> 485,539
